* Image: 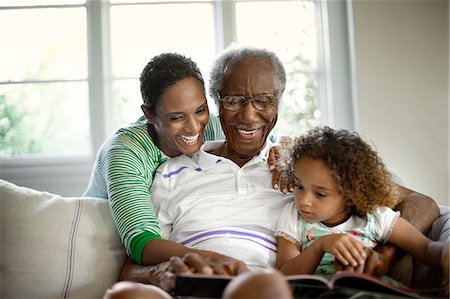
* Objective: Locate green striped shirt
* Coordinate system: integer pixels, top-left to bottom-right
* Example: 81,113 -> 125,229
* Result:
84,115 -> 224,264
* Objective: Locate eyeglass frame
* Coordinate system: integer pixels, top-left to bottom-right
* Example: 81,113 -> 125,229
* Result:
217,92 -> 278,111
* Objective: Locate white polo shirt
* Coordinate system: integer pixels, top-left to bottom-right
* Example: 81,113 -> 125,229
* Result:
151,140 -> 293,269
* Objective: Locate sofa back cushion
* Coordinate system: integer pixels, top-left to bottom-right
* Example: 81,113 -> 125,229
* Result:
0,179 -> 126,299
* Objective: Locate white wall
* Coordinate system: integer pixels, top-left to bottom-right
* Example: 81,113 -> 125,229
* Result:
351,0 -> 449,205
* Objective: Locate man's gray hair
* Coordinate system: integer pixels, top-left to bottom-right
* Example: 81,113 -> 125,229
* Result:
209,46 -> 286,107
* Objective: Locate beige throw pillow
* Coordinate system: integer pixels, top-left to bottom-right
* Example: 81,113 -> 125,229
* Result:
0,179 -> 125,299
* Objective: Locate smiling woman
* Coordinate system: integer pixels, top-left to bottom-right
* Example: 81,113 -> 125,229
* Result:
141,78 -> 209,157
83,53 -> 224,265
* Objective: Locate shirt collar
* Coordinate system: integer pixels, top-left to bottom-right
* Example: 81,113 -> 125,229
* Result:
193,139 -> 274,168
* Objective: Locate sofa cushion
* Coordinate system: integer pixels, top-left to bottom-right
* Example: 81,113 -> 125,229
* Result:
0,179 -> 126,299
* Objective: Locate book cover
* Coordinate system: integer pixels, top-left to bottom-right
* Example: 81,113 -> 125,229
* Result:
286,272 -> 421,298
173,271 -> 437,298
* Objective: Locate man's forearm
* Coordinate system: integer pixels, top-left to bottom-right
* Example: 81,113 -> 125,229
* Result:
395,184 -> 440,234
369,184 -> 439,276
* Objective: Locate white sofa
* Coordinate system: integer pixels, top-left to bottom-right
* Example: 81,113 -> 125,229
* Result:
0,179 -> 126,299
1,179 -> 448,298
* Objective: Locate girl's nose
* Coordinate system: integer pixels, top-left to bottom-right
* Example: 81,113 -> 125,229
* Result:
300,193 -> 312,207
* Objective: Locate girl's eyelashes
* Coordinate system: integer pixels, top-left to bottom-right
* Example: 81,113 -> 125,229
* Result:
293,180 -> 326,197
315,192 -> 326,198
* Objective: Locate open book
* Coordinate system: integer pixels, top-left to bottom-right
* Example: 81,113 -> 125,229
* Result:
174,271 -> 433,298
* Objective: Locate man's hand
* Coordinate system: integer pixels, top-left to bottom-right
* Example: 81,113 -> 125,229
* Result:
145,261 -> 177,292
334,248 -> 393,277
171,252 -> 249,276
268,142 -> 293,194
119,252 -> 249,293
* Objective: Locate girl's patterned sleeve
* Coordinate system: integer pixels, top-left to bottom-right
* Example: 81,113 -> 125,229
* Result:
371,206 -> 401,243
276,202 -> 302,245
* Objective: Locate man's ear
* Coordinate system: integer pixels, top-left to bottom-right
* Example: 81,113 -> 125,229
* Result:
141,104 -> 155,124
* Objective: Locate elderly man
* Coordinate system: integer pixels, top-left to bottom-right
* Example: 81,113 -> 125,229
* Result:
107,46 -> 439,298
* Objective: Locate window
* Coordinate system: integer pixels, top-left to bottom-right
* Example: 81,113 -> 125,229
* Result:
0,1 -> 89,157
107,0 -> 324,139
109,1 -> 217,131
0,0 -> 355,195
233,0 -> 321,137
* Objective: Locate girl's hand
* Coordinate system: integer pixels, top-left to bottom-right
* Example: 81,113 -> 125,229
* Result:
320,234 -> 367,268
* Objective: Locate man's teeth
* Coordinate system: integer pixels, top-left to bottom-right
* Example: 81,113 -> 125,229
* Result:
238,129 -> 257,135
179,133 -> 199,144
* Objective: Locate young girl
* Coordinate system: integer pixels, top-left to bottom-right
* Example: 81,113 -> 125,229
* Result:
275,126 -> 449,292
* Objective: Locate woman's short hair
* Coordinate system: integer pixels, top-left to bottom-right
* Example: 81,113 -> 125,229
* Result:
140,53 -> 204,115
209,46 -> 286,107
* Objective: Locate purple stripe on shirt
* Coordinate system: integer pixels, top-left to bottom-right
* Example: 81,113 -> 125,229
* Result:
162,166 -> 188,179
180,229 -> 276,246
189,235 -> 277,253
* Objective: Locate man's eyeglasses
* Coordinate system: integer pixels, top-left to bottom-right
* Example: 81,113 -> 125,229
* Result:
218,93 -> 277,111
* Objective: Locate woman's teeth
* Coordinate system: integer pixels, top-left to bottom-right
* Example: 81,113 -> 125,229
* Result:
179,133 -> 199,144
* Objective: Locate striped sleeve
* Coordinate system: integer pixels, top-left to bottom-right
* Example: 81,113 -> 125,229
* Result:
98,126 -> 167,264
95,114 -> 222,265
204,114 -> 224,142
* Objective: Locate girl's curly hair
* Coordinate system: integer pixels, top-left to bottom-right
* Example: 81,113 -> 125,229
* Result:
279,127 -> 398,217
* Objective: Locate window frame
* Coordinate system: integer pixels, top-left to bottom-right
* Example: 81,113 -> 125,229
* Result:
0,0 -> 356,196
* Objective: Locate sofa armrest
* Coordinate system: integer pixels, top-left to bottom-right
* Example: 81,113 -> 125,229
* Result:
428,205 -> 450,242
410,205 -> 449,292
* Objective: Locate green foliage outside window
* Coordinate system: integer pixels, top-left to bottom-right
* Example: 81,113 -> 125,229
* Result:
0,94 -> 41,157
